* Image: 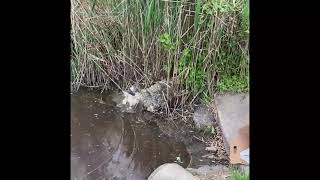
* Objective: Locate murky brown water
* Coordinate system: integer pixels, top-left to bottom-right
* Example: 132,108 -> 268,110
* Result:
71,88 -> 190,180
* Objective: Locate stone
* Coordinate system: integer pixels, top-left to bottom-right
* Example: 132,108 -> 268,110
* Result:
140,81 -> 169,112
187,165 -> 229,180
121,91 -> 141,107
112,90 -> 142,113
148,163 -> 199,180
111,80 -> 171,113
192,105 -> 215,130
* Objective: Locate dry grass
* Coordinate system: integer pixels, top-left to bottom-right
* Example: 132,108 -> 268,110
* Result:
71,0 -> 249,113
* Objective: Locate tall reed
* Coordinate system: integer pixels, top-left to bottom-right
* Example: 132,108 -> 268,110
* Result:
71,0 -> 249,111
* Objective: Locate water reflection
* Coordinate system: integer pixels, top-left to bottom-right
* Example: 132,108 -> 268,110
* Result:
71,89 -> 190,180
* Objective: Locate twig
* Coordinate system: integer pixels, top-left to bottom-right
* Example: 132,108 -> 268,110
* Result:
193,135 -> 208,144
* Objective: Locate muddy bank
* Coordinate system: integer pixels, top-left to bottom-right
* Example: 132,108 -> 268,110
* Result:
152,114 -> 229,168
71,88 -> 228,180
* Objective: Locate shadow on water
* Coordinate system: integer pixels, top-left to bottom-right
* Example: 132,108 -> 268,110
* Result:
71,88 -> 190,180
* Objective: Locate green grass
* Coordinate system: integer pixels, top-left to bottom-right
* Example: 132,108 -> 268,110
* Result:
217,75 -> 248,93
229,169 -> 249,180
71,0 -> 249,110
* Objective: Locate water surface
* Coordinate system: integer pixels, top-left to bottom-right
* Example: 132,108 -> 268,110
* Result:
71,88 -> 190,180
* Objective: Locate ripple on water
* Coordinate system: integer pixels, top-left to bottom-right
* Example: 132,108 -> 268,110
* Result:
71,89 -> 190,180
